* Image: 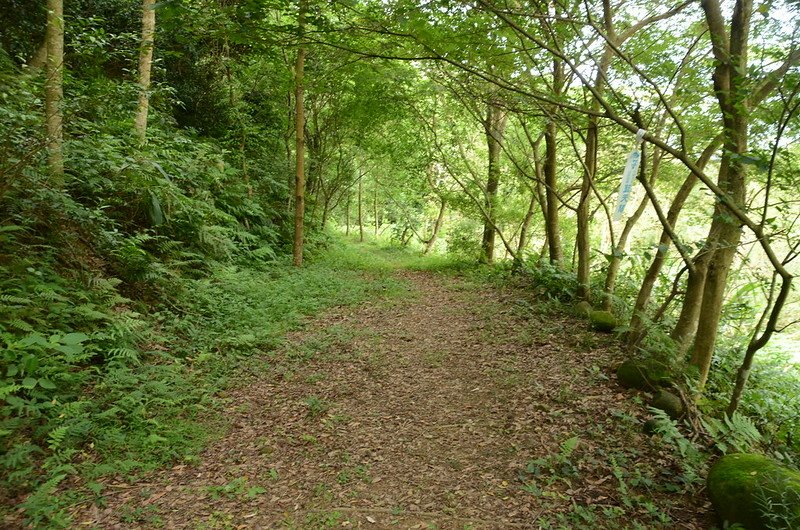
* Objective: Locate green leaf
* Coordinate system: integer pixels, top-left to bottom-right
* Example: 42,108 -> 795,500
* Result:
246,486 -> 266,498
55,343 -> 84,356
62,333 -> 90,345
38,379 -> 57,389
22,377 -> 37,389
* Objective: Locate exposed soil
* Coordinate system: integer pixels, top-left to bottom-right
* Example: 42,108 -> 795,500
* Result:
68,271 -> 714,529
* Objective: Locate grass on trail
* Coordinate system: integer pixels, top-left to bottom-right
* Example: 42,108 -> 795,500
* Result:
5,237 -> 438,528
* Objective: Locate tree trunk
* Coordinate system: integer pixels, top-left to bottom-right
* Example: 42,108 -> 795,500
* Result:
543,118 -> 563,266
358,178 -> 364,242
345,196 -> 351,236
285,91 -> 294,213
424,197 -> 446,254
543,56 -> 564,267
134,0 -> 156,144
689,0 -> 753,392
373,180 -> 379,236
292,1 -> 306,267
45,0 -> 64,184
517,190 -> 537,257
320,198 -> 329,230
480,102 -> 508,264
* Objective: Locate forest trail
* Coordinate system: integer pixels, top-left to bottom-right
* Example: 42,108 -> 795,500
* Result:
71,269 -> 711,529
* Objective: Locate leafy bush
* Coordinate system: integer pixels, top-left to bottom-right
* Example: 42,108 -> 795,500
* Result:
519,261 -> 580,302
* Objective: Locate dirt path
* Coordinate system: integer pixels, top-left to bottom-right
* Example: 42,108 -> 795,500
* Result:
73,271 -> 712,529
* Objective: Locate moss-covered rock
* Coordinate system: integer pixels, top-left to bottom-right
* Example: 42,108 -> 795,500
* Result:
651,390 -> 684,419
589,310 -> 617,332
643,418 -> 661,435
573,301 -> 592,318
616,359 -> 672,391
708,453 -> 800,529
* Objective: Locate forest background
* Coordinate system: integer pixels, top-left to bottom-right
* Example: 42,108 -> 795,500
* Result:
1,0 -> 799,526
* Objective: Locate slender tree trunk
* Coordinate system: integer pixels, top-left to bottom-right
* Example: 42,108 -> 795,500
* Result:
728,274 -> 792,414
358,178 -> 364,242
576,117 -> 597,300
544,119 -> 563,266
481,102 -> 508,264
689,0 -> 753,392
292,1 -> 306,267
670,256 -> 710,345
345,195 -> 351,236
538,237 -> 549,265
517,190 -> 537,257
424,197 -> 446,254
373,180 -> 379,236
285,91 -> 294,212
542,55 -> 565,267
320,197 -> 329,230
45,0 -> 64,184
134,0 -> 156,144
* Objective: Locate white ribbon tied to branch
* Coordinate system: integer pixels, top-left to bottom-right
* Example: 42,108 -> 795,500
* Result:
613,128 -> 646,221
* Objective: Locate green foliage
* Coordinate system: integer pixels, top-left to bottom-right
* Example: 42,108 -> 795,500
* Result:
704,347 -> 800,464
701,414 -> 763,455
519,262 -> 580,302
646,408 -> 707,488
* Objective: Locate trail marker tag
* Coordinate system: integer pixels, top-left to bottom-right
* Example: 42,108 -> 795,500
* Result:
613,129 -> 646,221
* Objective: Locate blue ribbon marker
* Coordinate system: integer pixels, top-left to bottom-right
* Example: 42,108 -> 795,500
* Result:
613,128 -> 646,221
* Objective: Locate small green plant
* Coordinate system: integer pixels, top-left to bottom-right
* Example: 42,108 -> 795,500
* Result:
206,477 -> 266,500
520,436 -> 581,492
701,413 -> 762,454
304,396 -> 330,417
647,408 -> 706,487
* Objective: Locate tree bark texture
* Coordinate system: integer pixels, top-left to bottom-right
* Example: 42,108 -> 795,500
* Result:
424,197 -> 447,255
516,190 -> 537,257
687,0 -> 753,391
358,178 -> 364,242
134,0 -> 156,144
45,0 -> 64,184
544,57 -> 564,267
480,102 -> 508,264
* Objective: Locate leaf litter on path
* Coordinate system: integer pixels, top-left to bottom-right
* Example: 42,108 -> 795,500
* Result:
70,271 -> 713,529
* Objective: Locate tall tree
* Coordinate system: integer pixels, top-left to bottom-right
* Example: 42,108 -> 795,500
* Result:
134,0 -> 156,143
480,100 -> 507,264
292,0 -> 307,267
45,0 -> 64,183
686,0 -> 754,391
543,56 -> 564,266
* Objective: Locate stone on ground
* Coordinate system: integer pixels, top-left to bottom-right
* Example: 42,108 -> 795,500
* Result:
616,359 -> 667,391
651,390 -> 684,419
589,310 -> 617,332
708,453 -> 800,529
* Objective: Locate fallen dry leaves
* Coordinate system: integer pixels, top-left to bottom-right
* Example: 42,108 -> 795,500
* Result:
65,271 -> 713,529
